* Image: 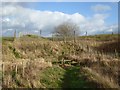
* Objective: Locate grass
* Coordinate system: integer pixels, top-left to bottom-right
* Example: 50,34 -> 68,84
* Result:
80,34 -> 119,41
39,66 -> 65,88
2,34 -> 120,88
82,67 -> 120,88
2,37 -> 14,42
39,65 -> 93,88
94,41 -> 120,54
62,66 -> 92,88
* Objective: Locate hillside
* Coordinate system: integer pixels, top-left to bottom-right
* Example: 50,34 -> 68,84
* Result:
1,34 -> 120,88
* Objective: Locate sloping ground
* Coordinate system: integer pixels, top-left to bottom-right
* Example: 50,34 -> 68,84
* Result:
39,65 -> 65,88
80,34 -> 119,41
37,66 -> 95,88
94,41 -> 120,54
82,67 -> 120,88
60,53 -> 120,88
62,66 -> 93,88
2,35 -> 120,88
2,58 -> 52,88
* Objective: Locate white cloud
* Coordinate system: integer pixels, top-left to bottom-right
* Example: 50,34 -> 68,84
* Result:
91,4 -> 111,12
1,3 -> 118,37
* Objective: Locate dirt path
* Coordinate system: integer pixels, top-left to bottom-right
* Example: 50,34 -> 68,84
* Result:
62,66 -> 91,88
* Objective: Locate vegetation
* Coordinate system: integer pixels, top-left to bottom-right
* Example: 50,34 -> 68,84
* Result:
1,34 -> 120,89
53,21 -> 79,42
80,34 -> 119,41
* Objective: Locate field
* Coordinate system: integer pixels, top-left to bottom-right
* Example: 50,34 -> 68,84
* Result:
1,34 -> 120,89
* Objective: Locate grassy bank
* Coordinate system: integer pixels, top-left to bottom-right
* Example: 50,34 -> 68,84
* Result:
2,34 -> 120,88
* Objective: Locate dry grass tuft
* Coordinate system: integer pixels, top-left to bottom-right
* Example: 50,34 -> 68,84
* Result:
82,67 -> 120,88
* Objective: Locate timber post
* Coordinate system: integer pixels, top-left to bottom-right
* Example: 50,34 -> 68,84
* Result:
14,30 -> 16,41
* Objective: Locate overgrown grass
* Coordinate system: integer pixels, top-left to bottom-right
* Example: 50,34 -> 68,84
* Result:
80,34 -> 119,41
2,37 -> 14,42
2,34 -> 120,88
82,67 -> 120,88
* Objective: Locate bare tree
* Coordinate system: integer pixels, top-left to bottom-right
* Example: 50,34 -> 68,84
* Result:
53,21 -> 80,42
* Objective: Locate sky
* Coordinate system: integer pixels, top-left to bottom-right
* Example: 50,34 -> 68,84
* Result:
1,2 -> 118,37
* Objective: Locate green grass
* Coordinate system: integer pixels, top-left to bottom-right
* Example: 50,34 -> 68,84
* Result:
39,65 -> 92,88
2,37 -> 14,42
22,34 -> 39,38
62,66 -> 92,88
2,34 -> 119,43
39,66 -> 65,88
8,46 -> 21,58
0,37 -> 2,43
80,34 -> 119,41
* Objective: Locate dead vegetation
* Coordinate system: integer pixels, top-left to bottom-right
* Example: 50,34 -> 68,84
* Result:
2,58 -> 52,88
1,34 -> 120,89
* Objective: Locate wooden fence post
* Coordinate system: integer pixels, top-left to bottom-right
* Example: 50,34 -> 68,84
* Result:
86,31 -> 87,36
2,64 -> 4,82
22,61 -> 25,77
40,29 -> 42,37
14,30 -> 16,41
15,64 -> 17,74
74,30 -> 76,43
